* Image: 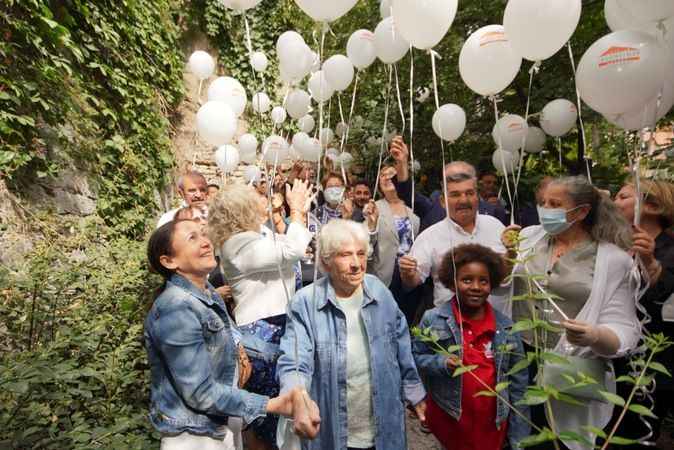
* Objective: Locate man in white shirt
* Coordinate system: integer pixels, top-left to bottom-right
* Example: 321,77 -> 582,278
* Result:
399,163 -> 506,308
156,171 -> 209,228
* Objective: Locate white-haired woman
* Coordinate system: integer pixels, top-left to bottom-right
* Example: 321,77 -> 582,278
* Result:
277,219 -> 427,450
208,180 -> 313,450
501,176 -> 640,450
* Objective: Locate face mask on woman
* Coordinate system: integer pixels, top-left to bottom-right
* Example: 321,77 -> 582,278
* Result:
324,187 -> 345,206
537,205 -> 587,236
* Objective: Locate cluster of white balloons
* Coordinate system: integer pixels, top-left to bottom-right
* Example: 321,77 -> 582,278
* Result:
577,1 -> 674,130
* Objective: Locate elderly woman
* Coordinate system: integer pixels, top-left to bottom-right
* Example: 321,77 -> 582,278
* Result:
501,175 -> 640,450
277,219 -> 427,450
371,165 -> 419,324
144,220 -> 319,450
613,179 -> 674,446
208,180 -> 313,450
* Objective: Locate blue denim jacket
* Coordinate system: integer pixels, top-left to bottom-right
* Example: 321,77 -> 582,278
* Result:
144,274 -> 269,438
412,301 -> 530,449
277,274 -> 426,450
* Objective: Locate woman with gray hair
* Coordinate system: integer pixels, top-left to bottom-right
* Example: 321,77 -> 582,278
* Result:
208,180 -> 314,450
501,175 -> 640,450
277,219 -> 427,450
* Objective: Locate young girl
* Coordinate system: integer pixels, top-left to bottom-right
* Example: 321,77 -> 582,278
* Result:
412,243 -> 530,450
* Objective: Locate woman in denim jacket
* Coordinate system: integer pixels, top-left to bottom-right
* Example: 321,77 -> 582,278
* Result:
277,219 -> 427,450
412,244 -> 530,450
144,219 -> 319,450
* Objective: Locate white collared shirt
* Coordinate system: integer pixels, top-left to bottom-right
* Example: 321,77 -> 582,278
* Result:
409,214 -> 506,306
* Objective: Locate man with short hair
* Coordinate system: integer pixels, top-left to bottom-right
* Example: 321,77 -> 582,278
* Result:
351,180 -> 371,223
207,183 -> 220,199
397,158 -> 507,309
478,171 -> 499,200
157,171 -> 209,228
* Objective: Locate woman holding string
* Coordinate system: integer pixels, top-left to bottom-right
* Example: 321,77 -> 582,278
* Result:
613,179 -> 674,447
144,219 -> 319,450
370,164 -> 419,324
208,180 -> 314,450
501,175 -> 640,450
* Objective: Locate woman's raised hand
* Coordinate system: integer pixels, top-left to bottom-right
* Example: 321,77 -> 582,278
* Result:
285,179 -> 313,214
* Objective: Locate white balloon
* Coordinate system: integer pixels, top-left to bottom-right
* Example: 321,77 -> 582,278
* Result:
492,148 -> 520,174
431,104 -> 466,142
215,145 -> 240,174
276,31 -> 305,56
339,152 -> 354,168
262,135 -> 289,163
335,121 -> 348,138
299,137 -> 321,162
603,57 -> 674,130
325,148 -> 340,161
319,127 -> 334,148
238,133 -> 258,154
196,101 -> 237,146
523,126 -> 547,154
278,41 -> 313,82
220,0 -> 262,11
492,114 -> 529,152
308,70 -> 334,103
207,77 -> 247,117
292,132 -> 310,150
309,51 -> 321,72
286,89 -> 311,119
616,0 -> 674,23
322,55 -> 355,91
503,0 -> 581,62
298,115 -> 315,133
271,106 -> 287,125
459,25 -> 523,96
604,1 -> 674,48
243,165 -> 262,184
251,92 -> 271,113
576,30 -> 666,115
374,17 -> 410,65
293,0 -> 358,22
347,29 -> 377,69
540,99 -> 578,137
380,0 -> 392,19
188,51 -> 216,80
392,0 -> 458,50
250,51 -> 269,72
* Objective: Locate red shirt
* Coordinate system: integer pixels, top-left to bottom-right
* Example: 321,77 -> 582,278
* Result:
426,299 -> 508,450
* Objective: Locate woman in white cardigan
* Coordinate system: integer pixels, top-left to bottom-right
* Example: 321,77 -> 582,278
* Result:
501,176 -> 641,450
371,165 -> 420,324
208,180 -> 313,450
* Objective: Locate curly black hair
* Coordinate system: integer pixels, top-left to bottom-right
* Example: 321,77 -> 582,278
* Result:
438,243 -> 506,290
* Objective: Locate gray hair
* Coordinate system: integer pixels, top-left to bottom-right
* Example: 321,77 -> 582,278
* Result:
444,161 -> 477,180
318,219 -> 370,271
549,176 -> 632,250
177,171 -> 207,191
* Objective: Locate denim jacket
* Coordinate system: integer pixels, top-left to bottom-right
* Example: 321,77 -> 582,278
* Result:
412,301 -> 530,449
144,274 -> 269,438
277,274 -> 426,450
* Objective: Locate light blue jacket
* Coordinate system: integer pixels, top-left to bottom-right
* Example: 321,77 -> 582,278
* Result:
277,274 -> 426,450
412,301 -> 530,449
144,274 -> 269,438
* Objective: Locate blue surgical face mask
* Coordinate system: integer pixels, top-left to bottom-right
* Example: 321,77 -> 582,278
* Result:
537,205 -> 585,236
324,187 -> 345,206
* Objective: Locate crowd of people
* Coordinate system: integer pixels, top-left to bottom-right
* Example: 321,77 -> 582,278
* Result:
143,136 -> 674,450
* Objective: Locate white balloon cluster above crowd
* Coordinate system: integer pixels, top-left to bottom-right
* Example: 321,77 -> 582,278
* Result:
185,0 -> 674,176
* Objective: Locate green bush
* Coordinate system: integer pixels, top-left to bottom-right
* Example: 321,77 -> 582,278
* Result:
0,216 -> 160,449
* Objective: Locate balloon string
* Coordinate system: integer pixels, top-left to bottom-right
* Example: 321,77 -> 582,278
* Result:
557,136 -> 562,170
492,96 -> 515,225
430,50 -> 451,161
337,93 -> 348,185
515,62 -> 540,192
567,42 -> 591,183
373,65 -> 393,201
393,63 -> 406,134
408,45 -> 415,236
343,71 -> 360,151
197,79 -> 203,104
